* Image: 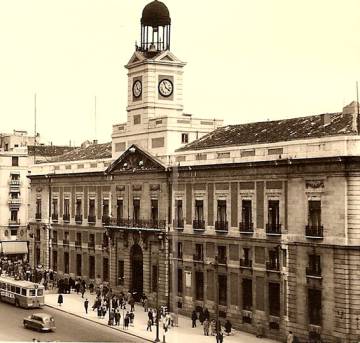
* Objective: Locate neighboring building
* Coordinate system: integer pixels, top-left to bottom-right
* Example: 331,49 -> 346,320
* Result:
26,1 -> 360,342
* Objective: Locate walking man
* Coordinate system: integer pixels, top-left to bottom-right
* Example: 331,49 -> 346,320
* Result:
191,310 -> 197,328
84,298 -> 89,314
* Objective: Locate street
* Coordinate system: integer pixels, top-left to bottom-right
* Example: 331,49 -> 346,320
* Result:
0,301 -> 143,342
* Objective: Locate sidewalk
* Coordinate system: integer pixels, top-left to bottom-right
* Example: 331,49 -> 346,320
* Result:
45,290 -> 278,343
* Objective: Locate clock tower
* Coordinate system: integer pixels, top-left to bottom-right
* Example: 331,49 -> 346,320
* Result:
112,1 -> 223,157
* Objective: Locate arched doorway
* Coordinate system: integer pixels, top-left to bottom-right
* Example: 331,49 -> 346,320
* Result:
130,244 -> 143,302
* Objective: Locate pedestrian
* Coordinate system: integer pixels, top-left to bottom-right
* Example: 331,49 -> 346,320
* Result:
224,320 -> 232,336
148,308 -> 154,325
287,331 -> 294,343
97,305 -> 101,318
102,304 -> 107,318
191,310 -> 197,328
83,298 -> 89,314
256,321 -> 264,338
199,308 -> 205,325
124,312 -> 130,329
115,309 -> 121,326
81,285 -> 85,298
144,298 -> 148,312
57,293 -> 63,307
203,318 -> 210,336
204,307 -> 210,321
210,319 -> 216,336
146,318 -> 152,331
129,311 -> 134,326
129,296 -> 135,312
216,331 -> 224,343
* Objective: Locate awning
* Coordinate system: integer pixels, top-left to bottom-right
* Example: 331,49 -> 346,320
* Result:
1,241 -> 28,255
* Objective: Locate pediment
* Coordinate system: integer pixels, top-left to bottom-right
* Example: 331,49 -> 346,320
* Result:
154,50 -> 182,64
126,52 -> 146,66
105,145 -> 166,174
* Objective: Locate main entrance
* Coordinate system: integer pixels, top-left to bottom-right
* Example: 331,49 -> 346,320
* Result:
130,244 -> 143,302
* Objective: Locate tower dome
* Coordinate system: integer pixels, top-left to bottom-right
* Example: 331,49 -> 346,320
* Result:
141,0 -> 171,27
139,0 -> 171,52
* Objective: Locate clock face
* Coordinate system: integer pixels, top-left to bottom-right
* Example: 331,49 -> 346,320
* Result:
158,79 -> 173,97
132,80 -> 142,98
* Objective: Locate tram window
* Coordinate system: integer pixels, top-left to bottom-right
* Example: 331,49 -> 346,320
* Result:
6,284 -> 10,291
0,282 -> 4,289
21,288 -> 26,296
11,285 -> 15,293
15,287 -> 20,294
37,289 -> 43,296
29,289 -> 36,296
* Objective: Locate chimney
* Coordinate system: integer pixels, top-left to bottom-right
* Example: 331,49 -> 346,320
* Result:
343,101 -> 360,132
93,139 -> 98,144
321,113 -> 332,126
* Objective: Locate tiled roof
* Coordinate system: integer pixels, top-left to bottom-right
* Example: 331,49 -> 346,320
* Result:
28,145 -> 77,157
45,142 -> 112,163
177,112 -> 357,151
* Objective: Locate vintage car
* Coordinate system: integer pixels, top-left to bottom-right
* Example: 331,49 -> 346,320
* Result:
23,313 -> 56,332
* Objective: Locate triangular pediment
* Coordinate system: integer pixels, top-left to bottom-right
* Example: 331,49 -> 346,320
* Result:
126,51 -> 146,66
154,50 -> 182,64
106,145 -> 166,174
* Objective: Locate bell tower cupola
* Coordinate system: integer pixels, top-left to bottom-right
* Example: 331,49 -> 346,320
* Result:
139,0 -> 171,52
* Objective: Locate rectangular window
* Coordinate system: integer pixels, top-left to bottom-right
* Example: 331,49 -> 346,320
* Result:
218,275 -> 227,306
267,200 -> 280,232
103,258 -> 109,282
242,278 -> 253,310
308,254 -> 321,276
195,153 -> 207,160
240,149 -> 255,157
217,200 -> 227,223
76,198 -> 82,216
89,255 -> 95,279
269,283 -> 280,316
268,147 -> 283,155
12,156 -> 19,166
152,265 -> 158,292
195,200 -> 204,221
308,200 -> 321,228
76,254 -> 82,276
64,198 -> 70,216
177,242 -> 183,259
117,260 -> 124,285
217,152 -> 230,159
52,251 -> 57,271
152,137 -> 165,148
89,234 -> 95,248
151,199 -> 158,223
268,248 -> 280,270
76,232 -> 81,246
10,210 -> 18,221
103,199 -> 109,217
175,200 -> 183,227
195,271 -> 204,300
194,244 -> 203,261
36,199 -> 42,218
241,199 -> 252,230
52,199 -> 58,217
177,268 -> 183,295
133,114 -> 141,125
181,133 -> 189,144
88,198 -> 95,217
133,199 -> 140,223
117,199 -> 123,221
64,252 -> 69,274
217,245 -> 227,264
308,289 -> 322,325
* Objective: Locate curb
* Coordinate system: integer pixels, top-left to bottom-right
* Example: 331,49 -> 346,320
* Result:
45,304 -> 153,343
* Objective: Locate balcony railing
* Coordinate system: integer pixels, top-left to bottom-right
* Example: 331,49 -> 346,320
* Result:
102,215 -> 111,225
266,223 -> 282,235
75,215 -> 83,224
88,242 -> 95,250
306,267 -> 322,278
305,225 -> 324,239
8,219 -> 20,226
110,218 -> 166,230
239,222 -> 254,234
88,215 -> 96,224
217,256 -> 227,265
51,214 -> 58,222
240,259 -> 252,268
215,221 -> 228,232
75,241 -> 82,249
63,214 -> 70,222
193,219 -> 205,231
51,239 -> 57,245
8,198 -> 21,207
35,213 -> 42,221
173,218 -> 184,229
9,179 -> 20,186
63,239 -> 70,246
193,254 -> 204,262
266,260 -> 280,271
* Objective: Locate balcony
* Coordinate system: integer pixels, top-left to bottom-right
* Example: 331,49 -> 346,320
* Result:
88,242 -> 95,250
110,218 -> 166,230
75,241 -> 82,249
306,267 -> 322,279
305,225 -> 324,239
193,254 -> 204,263
102,215 -> 111,226
88,215 -> 96,224
75,215 -> 83,224
63,214 -> 70,222
266,223 -> 282,236
193,219 -> 205,231
9,179 -> 20,191
8,219 -> 20,227
51,239 -> 58,246
8,198 -> 21,208
63,239 -> 70,246
239,222 -> 254,234
240,259 -> 252,269
9,179 -> 20,186
215,221 -> 228,233
35,213 -> 42,221
266,260 -> 280,272
173,218 -> 184,229
51,214 -> 58,222
217,256 -> 227,265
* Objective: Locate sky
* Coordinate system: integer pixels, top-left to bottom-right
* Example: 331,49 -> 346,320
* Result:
0,0 -> 359,146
